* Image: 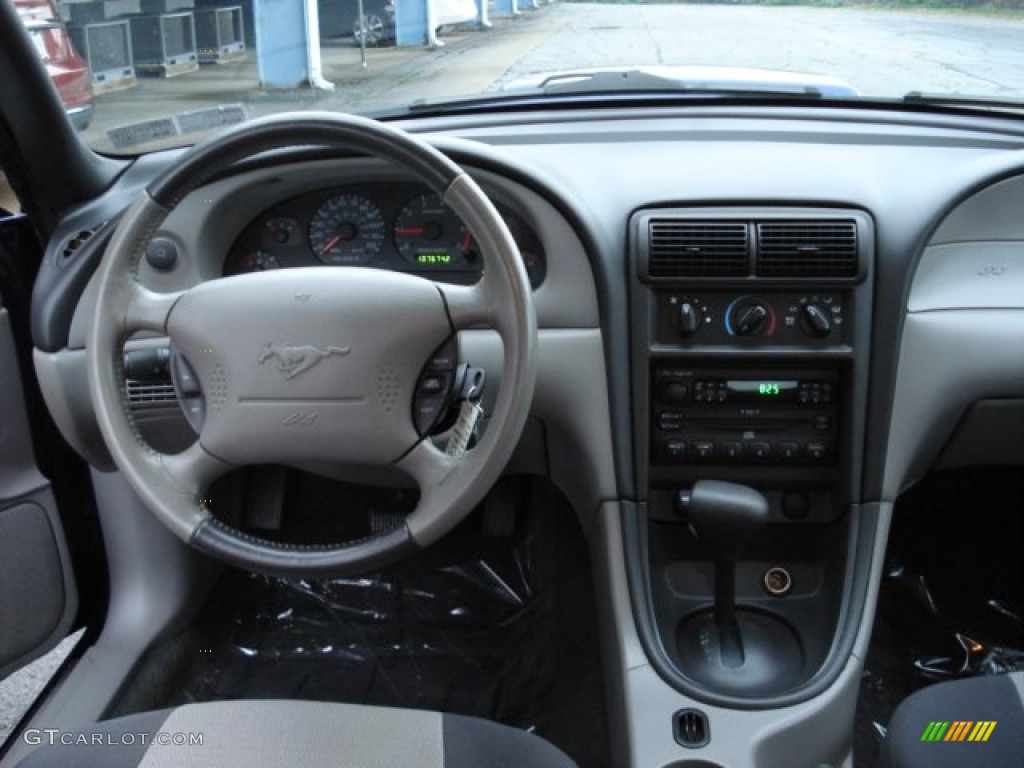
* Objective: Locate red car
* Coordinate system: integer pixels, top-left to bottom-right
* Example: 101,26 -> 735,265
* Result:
15,0 -> 94,130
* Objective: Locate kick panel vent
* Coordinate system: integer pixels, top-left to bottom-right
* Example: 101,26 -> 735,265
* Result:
648,220 -> 748,277
674,708 -> 710,749
756,220 -> 858,277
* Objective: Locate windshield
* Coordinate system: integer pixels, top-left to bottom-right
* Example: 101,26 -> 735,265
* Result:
42,0 -> 1024,153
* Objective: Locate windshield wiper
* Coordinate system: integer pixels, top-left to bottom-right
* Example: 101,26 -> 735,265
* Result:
904,91 -> 1024,113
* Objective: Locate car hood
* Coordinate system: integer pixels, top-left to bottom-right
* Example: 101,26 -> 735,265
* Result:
501,65 -> 861,99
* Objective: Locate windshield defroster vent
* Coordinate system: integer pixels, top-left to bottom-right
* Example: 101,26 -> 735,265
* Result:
756,220 -> 858,278
648,220 -> 748,277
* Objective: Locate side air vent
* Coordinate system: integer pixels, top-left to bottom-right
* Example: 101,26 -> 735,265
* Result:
126,379 -> 177,406
674,708 -> 710,749
58,225 -> 103,265
756,220 -> 858,278
648,220 -> 748,277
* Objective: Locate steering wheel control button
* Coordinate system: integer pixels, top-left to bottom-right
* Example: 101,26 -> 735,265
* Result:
180,397 -> 206,432
420,374 -> 445,395
171,353 -> 202,396
145,237 -> 179,271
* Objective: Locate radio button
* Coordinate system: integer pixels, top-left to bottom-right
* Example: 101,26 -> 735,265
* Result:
745,442 -> 772,461
776,441 -> 800,461
720,442 -> 742,460
691,441 -> 715,460
806,442 -> 828,461
657,411 -> 684,432
663,441 -> 687,462
660,381 -> 689,402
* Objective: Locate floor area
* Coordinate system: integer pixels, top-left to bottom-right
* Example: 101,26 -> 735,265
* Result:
855,468 -> 1024,766
105,475 -> 609,768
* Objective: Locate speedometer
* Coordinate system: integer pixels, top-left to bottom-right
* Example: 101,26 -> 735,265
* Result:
393,193 -> 475,268
308,194 -> 386,265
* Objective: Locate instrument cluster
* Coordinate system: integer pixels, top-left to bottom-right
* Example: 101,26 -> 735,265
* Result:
224,183 -> 547,287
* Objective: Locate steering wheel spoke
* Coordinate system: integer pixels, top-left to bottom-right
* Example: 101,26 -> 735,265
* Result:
161,442 -> 230,496
395,438 -> 461,492
125,284 -> 184,334
438,282 -> 494,330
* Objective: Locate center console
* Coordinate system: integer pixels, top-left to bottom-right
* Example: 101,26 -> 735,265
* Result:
627,208 -> 874,715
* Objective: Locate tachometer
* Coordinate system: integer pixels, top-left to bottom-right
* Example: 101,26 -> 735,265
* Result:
393,193 -> 475,268
308,194 -> 386,265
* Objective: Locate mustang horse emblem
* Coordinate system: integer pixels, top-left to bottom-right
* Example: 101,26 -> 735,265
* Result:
258,343 -> 351,379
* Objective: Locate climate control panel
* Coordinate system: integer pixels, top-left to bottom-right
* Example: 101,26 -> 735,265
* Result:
656,291 -> 847,346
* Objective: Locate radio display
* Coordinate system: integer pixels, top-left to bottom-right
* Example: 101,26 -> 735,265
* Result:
727,380 -> 799,402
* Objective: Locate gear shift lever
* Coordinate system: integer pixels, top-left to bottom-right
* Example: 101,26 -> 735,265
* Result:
677,480 -> 769,668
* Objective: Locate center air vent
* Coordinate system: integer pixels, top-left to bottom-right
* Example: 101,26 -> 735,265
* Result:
756,220 -> 858,277
648,220 -> 748,277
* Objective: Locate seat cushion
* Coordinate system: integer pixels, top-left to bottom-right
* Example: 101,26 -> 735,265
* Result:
881,671 -> 1024,768
17,699 -> 577,768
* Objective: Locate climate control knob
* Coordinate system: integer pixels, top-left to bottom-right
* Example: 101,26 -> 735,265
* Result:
729,300 -> 771,337
676,300 -> 702,338
799,303 -> 832,338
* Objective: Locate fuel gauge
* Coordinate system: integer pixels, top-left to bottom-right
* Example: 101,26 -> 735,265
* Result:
262,217 -> 298,246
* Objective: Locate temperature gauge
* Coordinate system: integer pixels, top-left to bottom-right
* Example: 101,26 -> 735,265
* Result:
229,250 -> 281,274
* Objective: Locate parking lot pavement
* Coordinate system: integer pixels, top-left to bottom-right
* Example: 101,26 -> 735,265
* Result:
82,6 -> 569,152
81,3 -> 1024,152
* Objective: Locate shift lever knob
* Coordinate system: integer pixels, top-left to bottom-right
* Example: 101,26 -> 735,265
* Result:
676,480 -> 770,669
677,479 -> 769,557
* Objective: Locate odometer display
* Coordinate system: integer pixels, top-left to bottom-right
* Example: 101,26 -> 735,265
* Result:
394,193 -> 474,268
308,194 -> 386,265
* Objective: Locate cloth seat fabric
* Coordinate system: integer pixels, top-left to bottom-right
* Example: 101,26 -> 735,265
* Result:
16,699 -> 578,768
881,671 -> 1024,768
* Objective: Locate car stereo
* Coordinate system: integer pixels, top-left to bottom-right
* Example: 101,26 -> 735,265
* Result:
651,367 -> 839,465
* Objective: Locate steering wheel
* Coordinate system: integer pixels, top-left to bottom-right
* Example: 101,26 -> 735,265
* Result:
86,112 -> 537,575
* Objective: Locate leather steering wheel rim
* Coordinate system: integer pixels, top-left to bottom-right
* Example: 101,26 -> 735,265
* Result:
86,111 -> 537,576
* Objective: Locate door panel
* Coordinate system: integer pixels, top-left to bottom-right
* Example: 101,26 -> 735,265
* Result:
0,218 -> 77,681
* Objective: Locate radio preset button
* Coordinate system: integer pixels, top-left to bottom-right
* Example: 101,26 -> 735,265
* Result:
776,441 -> 800,460
664,441 -> 687,462
745,442 -> 772,461
806,442 -> 828,461
691,441 -> 715,460
720,442 -> 742,460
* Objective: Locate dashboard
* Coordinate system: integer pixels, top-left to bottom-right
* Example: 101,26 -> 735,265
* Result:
223,182 -> 547,287
26,103 -> 1024,768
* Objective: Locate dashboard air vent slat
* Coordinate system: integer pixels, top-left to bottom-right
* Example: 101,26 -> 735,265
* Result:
648,221 -> 748,277
756,220 -> 858,277
126,379 -> 177,405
